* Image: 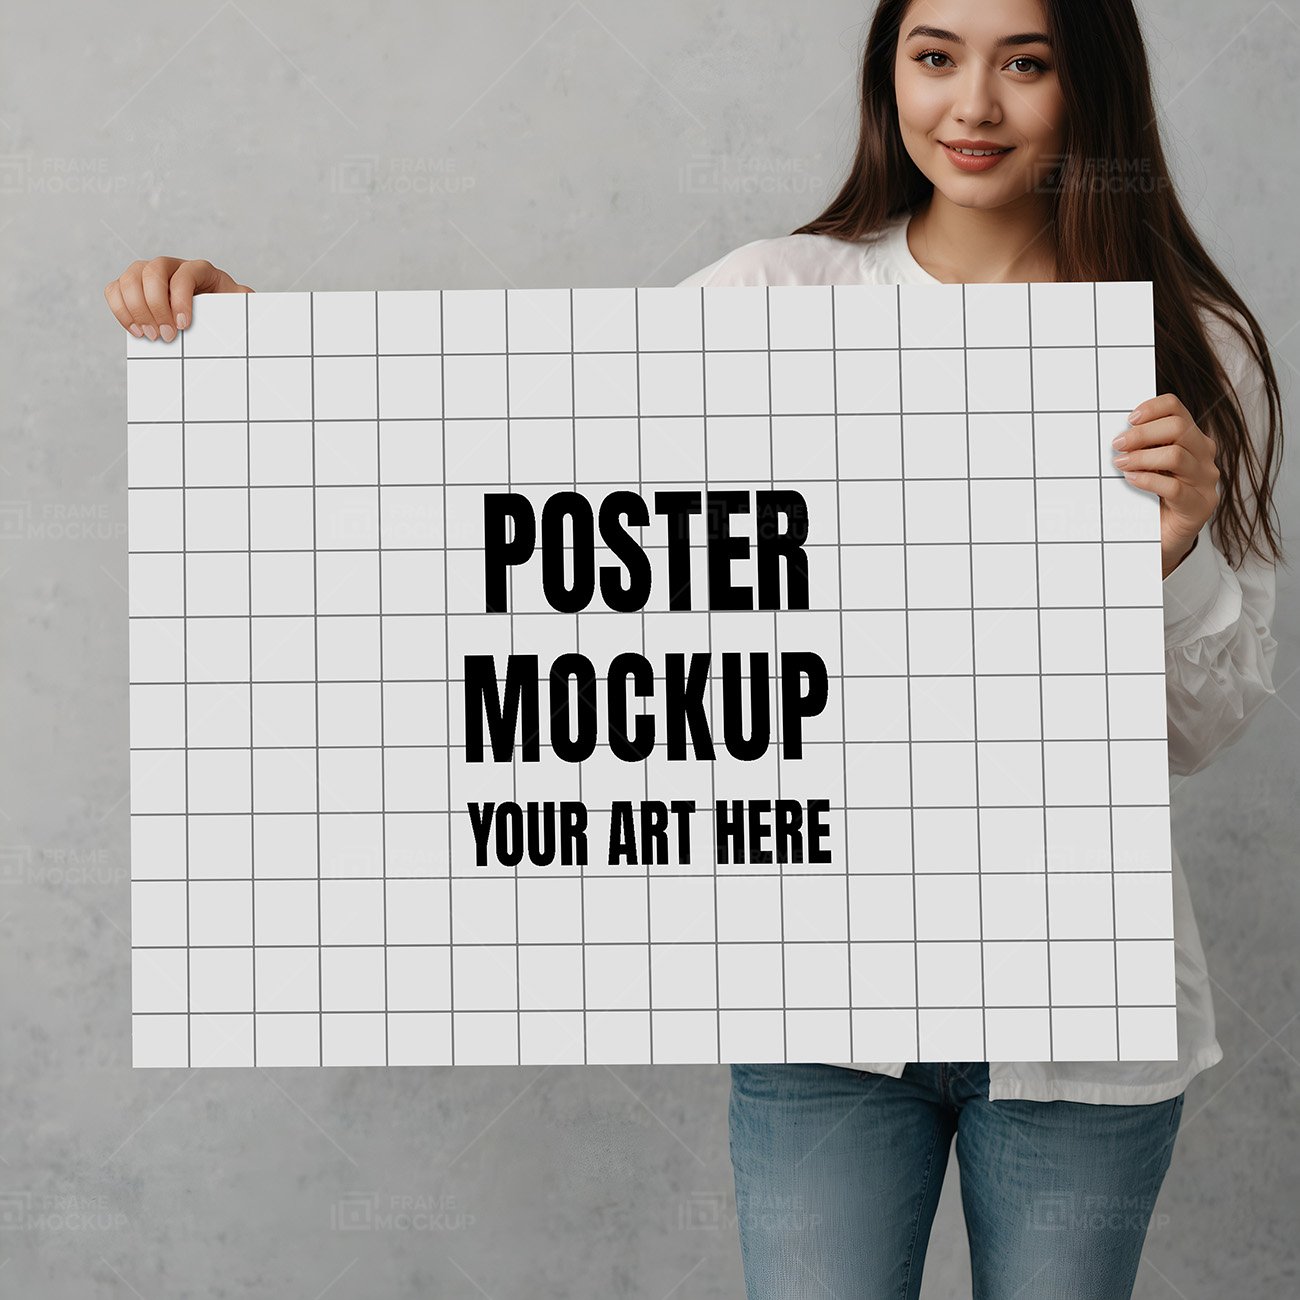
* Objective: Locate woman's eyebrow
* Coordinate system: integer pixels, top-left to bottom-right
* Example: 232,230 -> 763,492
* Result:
904,24 -> 1052,48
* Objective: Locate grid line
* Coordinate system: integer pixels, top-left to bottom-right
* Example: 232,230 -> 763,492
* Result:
697,287 -> 727,1064
831,286 -> 854,1061
439,291 -> 456,1066
244,296 -> 256,1066
1097,283 -> 1122,1057
897,286 -> 921,1062
182,303 -> 191,1068
634,288 -> 656,1067
505,289 -> 522,1069
961,285 -> 988,1061
1027,286 -> 1054,1061
374,291 -> 389,1065
310,293 -> 323,1066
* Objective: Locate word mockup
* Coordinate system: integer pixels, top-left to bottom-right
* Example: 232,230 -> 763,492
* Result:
127,280 -> 1178,1071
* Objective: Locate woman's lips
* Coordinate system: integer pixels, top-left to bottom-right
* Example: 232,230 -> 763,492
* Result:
940,141 -> 1014,172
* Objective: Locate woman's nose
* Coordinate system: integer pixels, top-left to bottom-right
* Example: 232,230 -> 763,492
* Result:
951,66 -> 1002,126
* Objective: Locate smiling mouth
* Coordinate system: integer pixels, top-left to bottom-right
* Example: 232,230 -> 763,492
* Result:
941,142 -> 1014,157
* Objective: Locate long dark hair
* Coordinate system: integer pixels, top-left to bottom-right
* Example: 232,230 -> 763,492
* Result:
793,0 -> 1284,567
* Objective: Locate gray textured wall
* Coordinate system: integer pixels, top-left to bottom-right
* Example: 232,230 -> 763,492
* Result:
2,2 -> 1296,1296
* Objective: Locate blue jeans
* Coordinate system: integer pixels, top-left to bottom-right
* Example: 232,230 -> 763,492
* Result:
729,1061 -> 1184,1300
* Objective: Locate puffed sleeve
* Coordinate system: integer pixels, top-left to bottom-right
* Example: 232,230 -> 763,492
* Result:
1162,332 -> 1279,777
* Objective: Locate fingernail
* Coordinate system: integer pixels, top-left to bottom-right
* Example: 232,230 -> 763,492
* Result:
160,324 -> 176,343
128,323 -> 144,338
142,324 -> 158,341
176,312 -> 188,330
1112,433 -> 1127,449
1128,406 -> 1142,422
1113,453 -> 1130,468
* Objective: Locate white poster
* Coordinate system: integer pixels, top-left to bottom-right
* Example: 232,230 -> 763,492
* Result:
126,282 -> 1176,1067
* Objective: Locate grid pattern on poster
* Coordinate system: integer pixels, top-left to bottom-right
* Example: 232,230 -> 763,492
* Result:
126,281 -> 1177,1068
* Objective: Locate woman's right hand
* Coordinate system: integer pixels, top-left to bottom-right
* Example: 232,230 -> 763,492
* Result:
104,257 -> 254,341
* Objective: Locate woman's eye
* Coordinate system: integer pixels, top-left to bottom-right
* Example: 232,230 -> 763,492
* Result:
912,49 -> 1048,75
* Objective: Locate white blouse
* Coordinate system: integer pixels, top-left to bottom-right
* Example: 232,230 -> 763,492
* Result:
675,212 -> 1279,1104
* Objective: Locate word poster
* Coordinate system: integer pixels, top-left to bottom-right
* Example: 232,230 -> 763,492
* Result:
126,280 -> 1177,1068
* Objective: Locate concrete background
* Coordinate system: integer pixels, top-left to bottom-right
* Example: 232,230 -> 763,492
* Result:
1,1 -> 1295,1295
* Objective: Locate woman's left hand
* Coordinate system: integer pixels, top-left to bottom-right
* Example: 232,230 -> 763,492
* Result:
1112,394 -> 1220,578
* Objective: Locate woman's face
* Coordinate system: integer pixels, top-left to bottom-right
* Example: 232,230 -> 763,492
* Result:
894,0 -> 1067,209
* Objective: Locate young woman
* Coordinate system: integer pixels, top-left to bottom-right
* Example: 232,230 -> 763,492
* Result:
105,0 -> 1283,1295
